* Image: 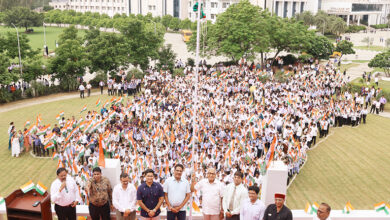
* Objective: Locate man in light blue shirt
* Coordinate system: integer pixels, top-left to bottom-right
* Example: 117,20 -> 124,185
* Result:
163,164 -> 191,220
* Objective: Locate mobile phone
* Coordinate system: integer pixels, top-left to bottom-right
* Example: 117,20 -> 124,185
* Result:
32,201 -> 40,207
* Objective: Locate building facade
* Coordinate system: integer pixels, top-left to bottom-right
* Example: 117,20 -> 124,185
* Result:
50,0 -> 390,25
49,0 -> 189,19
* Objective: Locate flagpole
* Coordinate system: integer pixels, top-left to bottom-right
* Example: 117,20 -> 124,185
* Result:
190,0 -> 202,219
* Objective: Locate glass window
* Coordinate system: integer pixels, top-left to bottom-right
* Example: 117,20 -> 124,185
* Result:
352,4 -> 382,12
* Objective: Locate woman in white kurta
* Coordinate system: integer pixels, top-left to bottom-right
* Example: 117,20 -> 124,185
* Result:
11,131 -> 20,157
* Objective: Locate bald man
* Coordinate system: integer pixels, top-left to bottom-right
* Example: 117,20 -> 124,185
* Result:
191,168 -> 225,220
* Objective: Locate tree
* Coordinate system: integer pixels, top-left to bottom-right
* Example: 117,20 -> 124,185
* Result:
161,15 -> 173,30
49,27 -> 90,91
368,50 -> 390,77
119,17 -> 165,70
295,11 -> 315,26
269,17 -> 310,64
361,36 -> 374,48
0,53 -> 18,85
84,28 -> 127,77
1,32 -> 39,60
330,17 -> 347,36
304,33 -> 334,59
3,7 -> 43,31
22,56 -> 46,83
157,44 -> 177,73
169,17 -> 181,31
180,18 -> 193,30
189,0 -> 271,62
335,40 -> 355,58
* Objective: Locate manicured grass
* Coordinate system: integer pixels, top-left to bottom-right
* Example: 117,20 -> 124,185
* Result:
354,45 -> 388,52
287,114 -> 390,209
0,93 -> 127,197
0,26 -> 85,53
338,63 -> 359,73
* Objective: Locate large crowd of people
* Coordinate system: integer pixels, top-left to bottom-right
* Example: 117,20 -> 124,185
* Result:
6,58 -> 387,219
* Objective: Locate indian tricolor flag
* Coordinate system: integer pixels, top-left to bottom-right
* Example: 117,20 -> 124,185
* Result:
311,202 -> 319,214
0,197 -> 4,205
80,105 -> 87,113
343,201 -> 354,214
44,142 -> 54,150
374,202 -> 389,215
24,120 -> 31,127
59,111 -> 64,117
96,99 -> 101,107
56,114 -> 61,121
35,181 -> 47,195
20,180 -> 35,193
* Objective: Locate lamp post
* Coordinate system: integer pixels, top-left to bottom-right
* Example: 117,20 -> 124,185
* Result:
43,21 -> 48,56
11,23 -> 22,78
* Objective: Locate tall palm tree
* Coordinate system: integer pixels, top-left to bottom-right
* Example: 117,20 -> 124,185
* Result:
331,17 -> 347,36
296,11 -> 315,26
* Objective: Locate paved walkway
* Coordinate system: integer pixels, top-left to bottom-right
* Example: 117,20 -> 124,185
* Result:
0,91 -> 101,114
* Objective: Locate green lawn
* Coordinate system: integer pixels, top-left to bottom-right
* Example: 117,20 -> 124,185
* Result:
0,93 -> 121,197
338,63 -> 359,73
354,45 -> 388,52
1,94 -> 390,210
0,26 -> 85,53
287,114 -> 390,209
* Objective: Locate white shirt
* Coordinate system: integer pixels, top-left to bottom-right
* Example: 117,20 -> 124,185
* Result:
50,175 -> 80,206
112,183 -> 137,212
222,183 -> 248,215
313,216 -> 332,220
195,179 -> 224,215
240,198 -> 266,220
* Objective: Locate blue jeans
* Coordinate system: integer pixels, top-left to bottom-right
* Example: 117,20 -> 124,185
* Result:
167,211 -> 186,220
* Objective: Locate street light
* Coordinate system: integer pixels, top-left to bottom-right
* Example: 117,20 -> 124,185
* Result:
11,23 -> 22,78
43,21 -> 48,56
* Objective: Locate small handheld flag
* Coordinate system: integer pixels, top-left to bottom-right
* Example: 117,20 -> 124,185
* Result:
20,180 -> 35,193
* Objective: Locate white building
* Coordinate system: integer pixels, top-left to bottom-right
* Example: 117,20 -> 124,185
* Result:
50,0 -> 390,25
49,0 -> 189,19
187,0 -> 389,25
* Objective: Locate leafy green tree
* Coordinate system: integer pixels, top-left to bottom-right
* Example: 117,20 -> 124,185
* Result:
3,7 -> 43,31
22,56 -> 46,83
368,50 -> 390,77
1,32 -> 39,60
0,54 -> 18,85
295,11 -> 315,26
269,17 -> 309,64
58,25 -> 80,44
49,28 -> 90,91
180,18 -> 193,30
161,15 -> 173,30
84,29 -> 127,77
119,18 -> 164,70
169,17 -> 181,31
189,0 -> 270,62
304,33 -> 334,59
157,44 -> 177,72
335,40 -> 355,58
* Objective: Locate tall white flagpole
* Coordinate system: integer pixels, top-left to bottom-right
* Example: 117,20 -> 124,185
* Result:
190,0 -> 202,219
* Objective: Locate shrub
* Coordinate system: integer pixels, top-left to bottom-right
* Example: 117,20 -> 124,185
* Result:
187,58 -> 195,67
370,24 -> 388,29
345,25 -> 366,33
173,68 -> 185,77
281,54 -> 298,66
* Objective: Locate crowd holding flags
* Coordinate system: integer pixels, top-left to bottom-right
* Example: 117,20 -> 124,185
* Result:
11,56 -> 377,210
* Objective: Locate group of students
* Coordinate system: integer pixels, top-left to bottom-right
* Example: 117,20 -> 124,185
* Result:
10,58 -> 382,216
51,166 -> 332,220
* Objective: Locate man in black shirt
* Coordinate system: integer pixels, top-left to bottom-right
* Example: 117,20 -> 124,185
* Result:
263,193 -> 292,220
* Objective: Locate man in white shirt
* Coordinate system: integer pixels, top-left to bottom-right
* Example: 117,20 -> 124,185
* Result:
240,186 -> 266,220
191,167 -> 224,220
50,167 -> 80,220
86,82 -> 92,97
222,171 -> 248,220
79,83 -> 85,99
313,203 -> 331,220
113,173 -> 137,220
163,164 -> 191,220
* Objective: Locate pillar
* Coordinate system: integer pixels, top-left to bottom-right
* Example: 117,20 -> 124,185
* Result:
101,159 -> 121,188
261,161 -> 288,206
357,15 -> 360,25
347,14 -> 350,26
